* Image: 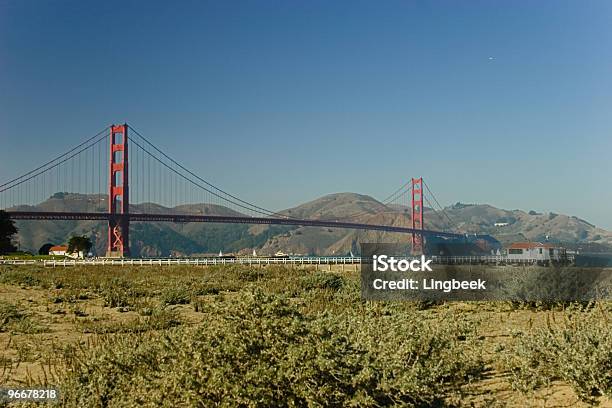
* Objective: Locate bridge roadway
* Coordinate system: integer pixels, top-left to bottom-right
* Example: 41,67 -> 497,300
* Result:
6,211 -> 464,239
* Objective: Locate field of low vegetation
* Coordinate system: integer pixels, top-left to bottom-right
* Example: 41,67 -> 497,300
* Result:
0,264 -> 609,407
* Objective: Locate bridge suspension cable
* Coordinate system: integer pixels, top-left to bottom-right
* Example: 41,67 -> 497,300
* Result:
0,128 -> 110,213
128,125 -> 302,219
0,123 -> 313,219
0,123 -> 462,235
423,180 -> 458,231
335,181 -> 414,221
422,194 -> 452,232
128,137 -> 281,218
0,127 -> 109,190
1,123 -> 470,259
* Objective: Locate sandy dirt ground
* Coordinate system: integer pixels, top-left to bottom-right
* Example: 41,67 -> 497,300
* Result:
0,268 -> 610,407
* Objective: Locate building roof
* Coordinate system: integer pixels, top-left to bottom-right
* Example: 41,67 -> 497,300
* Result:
509,242 -> 556,249
49,245 -> 68,252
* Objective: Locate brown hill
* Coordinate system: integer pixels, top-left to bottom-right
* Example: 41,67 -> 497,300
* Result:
11,193 -> 265,257
9,193 -> 612,256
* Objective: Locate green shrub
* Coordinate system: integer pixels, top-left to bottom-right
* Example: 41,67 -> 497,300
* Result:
504,304 -> 611,402
0,301 -> 45,333
238,267 -> 264,282
300,272 -> 344,291
99,278 -> 146,309
79,308 -> 182,334
160,286 -> 191,306
54,290 -> 484,407
0,269 -> 41,287
102,287 -> 135,308
0,302 -> 24,331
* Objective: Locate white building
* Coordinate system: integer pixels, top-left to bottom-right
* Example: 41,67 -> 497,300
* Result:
507,242 -> 564,262
48,245 -> 84,259
49,245 -> 68,256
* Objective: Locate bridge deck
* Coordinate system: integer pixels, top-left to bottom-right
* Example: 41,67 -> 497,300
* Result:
6,211 -> 464,238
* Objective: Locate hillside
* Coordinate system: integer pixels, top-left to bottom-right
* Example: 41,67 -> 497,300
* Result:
9,193 -> 612,256
442,203 -> 612,246
11,193 -> 292,257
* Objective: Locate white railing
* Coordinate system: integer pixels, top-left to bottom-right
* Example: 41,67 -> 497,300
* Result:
0,259 -> 38,265
432,255 -> 506,263
0,254 -> 575,267
32,257 -> 362,267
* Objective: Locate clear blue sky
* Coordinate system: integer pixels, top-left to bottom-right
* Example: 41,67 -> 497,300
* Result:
1,1 -> 611,227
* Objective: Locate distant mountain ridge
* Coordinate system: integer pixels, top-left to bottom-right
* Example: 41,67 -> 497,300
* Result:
10,193 -> 612,256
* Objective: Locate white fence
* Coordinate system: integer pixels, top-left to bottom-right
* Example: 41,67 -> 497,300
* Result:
0,259 -> 39,265
0,254 -> 574,267
431,255 -> 574,264
0,257 -> 362,267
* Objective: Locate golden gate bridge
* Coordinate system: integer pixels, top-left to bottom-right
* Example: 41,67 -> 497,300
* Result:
1,124 -> 468,257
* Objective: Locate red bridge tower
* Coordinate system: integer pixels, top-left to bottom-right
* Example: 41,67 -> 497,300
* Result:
106,124 -> 130,257
411,177 -> 424,254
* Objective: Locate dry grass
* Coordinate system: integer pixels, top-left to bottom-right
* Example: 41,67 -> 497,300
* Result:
0,264 -> 609,407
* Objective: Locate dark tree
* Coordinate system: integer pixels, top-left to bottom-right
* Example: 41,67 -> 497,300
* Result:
0,211 -> 18,254
38,243 -> 55,255
68,236 -> 92,255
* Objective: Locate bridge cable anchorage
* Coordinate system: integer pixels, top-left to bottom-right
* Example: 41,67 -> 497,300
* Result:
127,125 -> 303,220
0,127 -> 109,190
423,181 -> 458,231
0,129 -> 109,194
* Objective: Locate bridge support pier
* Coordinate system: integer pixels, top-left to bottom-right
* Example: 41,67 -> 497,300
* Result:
106,124 -> 130,257
107,215 -> 129,258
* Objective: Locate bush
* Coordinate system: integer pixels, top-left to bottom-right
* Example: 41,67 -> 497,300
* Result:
54,290 -> 484,407
160,286 -> 191,306
301,272 -> 344,291
79,308 -> 182,334
498,266 -> 604,310
504,304 -> 611,402
0,301 -> 45,334
100,278 -> 146,309
0,269 -> 41,287
102,287 -> 135,308
0,302 -> 24,331
238,267 -> 264,282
